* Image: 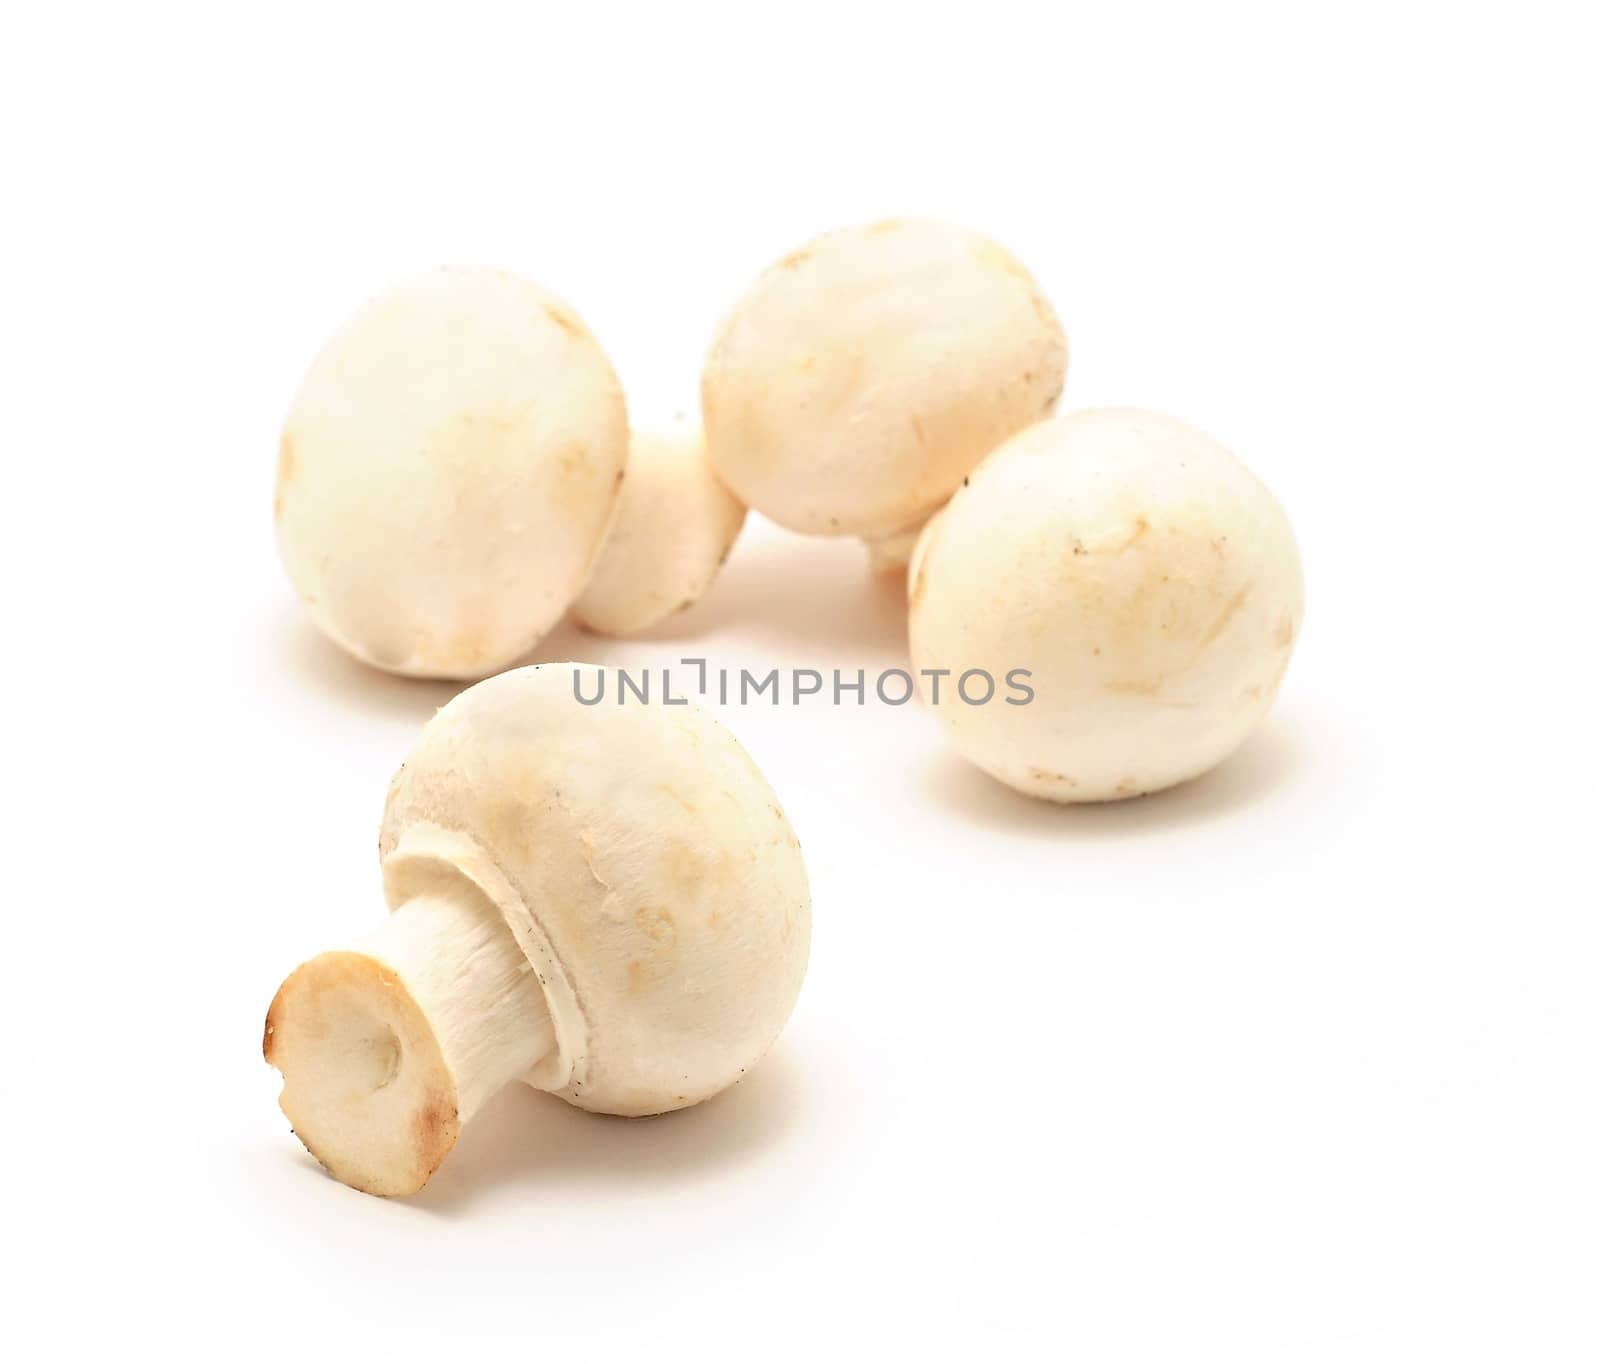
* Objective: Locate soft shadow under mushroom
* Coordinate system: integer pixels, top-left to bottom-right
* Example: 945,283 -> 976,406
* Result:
408,1046 -> 809,1215
275,607 -> 461,722
918,717 -> 1308,839
616,523 -> 911,665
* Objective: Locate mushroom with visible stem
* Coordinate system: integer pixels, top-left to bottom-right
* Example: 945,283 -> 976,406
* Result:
275,267 -> 629,680
572,415 -> 746,635
701,218 -> 1068,571
909,409 -> 1304,802
264,662 -> 811,1196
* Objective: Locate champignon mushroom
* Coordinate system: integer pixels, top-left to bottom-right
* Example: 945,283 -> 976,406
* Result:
909,408 -> 1304,802
571,416 -> 746,635
263,662 -> 810,1196
275,268 -> 628,679
701,219 -> 1068,565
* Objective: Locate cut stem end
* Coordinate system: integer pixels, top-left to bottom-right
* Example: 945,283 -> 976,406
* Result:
264,887 -> 554,1196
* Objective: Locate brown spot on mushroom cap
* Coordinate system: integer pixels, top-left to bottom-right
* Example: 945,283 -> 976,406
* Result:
866,218 -> 903,234
777,246 -> 814,269
447,627 -> 491,671
1106,678 -> 1165,698
634,904 -> 678,944
658,785 -> 697,816
408,608 -> 497,675
1194,581 -> 1254,655
1275,613 -> 1296,648
1104,679 -> 1198,709
542,302 -> 584,337
273,434 -> 297,520
626,957 -> 675,994
556,442 -> 590,484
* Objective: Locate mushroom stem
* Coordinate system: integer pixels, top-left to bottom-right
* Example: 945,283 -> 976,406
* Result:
264,887 -> 554,1196
862,518 -> 928,573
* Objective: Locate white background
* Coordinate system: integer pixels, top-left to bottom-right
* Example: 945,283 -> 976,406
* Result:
3,2 -> 1597,1359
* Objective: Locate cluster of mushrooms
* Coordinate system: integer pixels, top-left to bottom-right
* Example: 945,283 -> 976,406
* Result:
267,219 -> 1303,1195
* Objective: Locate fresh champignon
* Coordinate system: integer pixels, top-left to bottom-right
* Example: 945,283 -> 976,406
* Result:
275,268 -> 628,679
263,662 -> 810,1196
909,409 -> 1304,802
701,218 -> 1067,562
572,417 -> 746,635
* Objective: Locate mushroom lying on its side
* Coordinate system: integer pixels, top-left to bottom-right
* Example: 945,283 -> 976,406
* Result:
701,218 -> 1068,568
909,409 -> 1304,802
264,663 -> 811,1196
275,268 -> 628,679
572,417 -> 746,635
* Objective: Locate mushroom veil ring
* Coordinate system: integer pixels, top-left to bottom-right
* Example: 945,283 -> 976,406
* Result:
263,663 -> 811,1196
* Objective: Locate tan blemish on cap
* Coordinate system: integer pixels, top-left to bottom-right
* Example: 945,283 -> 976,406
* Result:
1106,678 -> 1164,698
634,905 -> 677,944
274,434 -> 297,520
543,302 -> 584,337
1192,581 -> 1255,657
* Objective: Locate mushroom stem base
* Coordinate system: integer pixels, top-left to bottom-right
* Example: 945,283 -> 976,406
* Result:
264,888 -> 554,1196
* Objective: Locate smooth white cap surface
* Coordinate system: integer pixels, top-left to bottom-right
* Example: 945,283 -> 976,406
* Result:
702,218 -> 1067,541
909,409 -> 1304,802
276,268 -> 628,679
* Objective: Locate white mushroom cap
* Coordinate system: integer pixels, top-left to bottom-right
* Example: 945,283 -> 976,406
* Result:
909,409 -> 1304,802
265,663 -> 811,1195
275,268 -> 628,679
571,417 -> 746,635
702,218 -> 1067,544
